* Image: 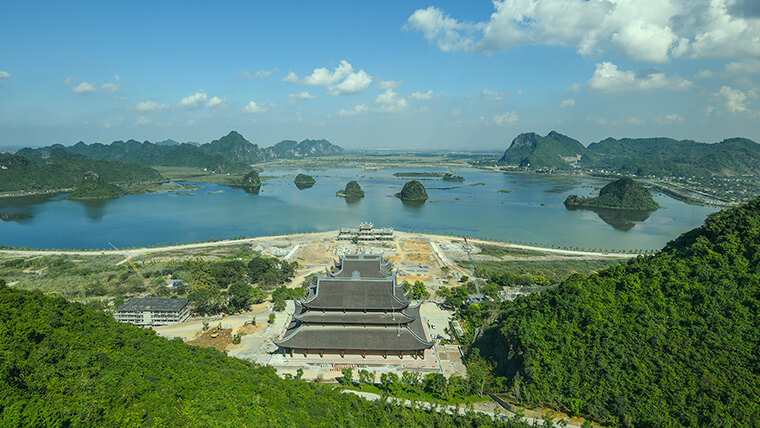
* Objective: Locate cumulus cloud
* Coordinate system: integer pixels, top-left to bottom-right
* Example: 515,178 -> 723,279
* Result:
284,60 -> 372,95
0,71 -> 10,82
657,113 -> 685,124
716,86 -> 751,112
243,101 -> 268,113
289,91 -> 317,100
410,90 -> 437,100
492,111 -> 519,125
101,75 -> 120,92
377,80 -> 402,90
338,104 -> 368,116
240,69 -> 276,79
375,89 -> 409,113
327,70 -> 372,95
71,81 -> 97,94
479,89 -> 506,100
136,101 -> 169,112
725,59 -> 760,76
627,117 -> 644,125
64,75 -> 76,85
206,96 -> 225,108
178,90 -> 208,109
560,99 -> 576,108
588,62 -> 692,93
406,1 -> 760,62
135,116 -> 152,126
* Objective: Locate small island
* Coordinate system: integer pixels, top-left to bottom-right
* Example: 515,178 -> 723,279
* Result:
240,170 -> 262,194
395,180 -> 428,202
336,180 -> 364,198
67,172 -> 125,200
294,173 -> 316,189
564,177 -> 660,211
442,173 -> 464,182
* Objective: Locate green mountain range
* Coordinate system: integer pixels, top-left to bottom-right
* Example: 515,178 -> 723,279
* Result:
15,131 -> 344,173
67,171 -> 125,200
0,148 -> 161,194
498,132 -> 760,177
487,197 -> 760,425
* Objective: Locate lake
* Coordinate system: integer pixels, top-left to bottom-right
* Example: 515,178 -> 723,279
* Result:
0,168 -> 718,251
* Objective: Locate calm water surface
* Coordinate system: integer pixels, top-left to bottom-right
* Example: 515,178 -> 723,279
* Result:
0,168 -> 718,251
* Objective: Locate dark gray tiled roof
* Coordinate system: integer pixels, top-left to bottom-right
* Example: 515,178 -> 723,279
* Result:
301,278 -> 408,310
330,254 -> 391,279
274,307 -> 433,351
293,308 -> 416,325
115,298 -> 188,312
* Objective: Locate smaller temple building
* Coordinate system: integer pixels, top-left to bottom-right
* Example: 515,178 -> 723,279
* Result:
337,222 -> 394,241
273,254 -> 434,359
114,297 -> 190,327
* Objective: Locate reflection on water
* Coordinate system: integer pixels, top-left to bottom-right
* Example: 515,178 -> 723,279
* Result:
566,207 -> 654,231
0,212 -> 34,223
295,182 -> 315,190
77,200 -> 110,222
343,196 -> 362,206
400,199 -> 426,209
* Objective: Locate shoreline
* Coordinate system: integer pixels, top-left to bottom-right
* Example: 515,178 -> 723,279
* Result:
0,230 -> 643,258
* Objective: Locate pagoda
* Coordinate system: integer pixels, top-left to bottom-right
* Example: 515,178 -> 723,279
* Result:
273,254 -> 434,359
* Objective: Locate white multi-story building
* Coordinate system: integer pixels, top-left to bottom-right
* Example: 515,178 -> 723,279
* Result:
114,298 -> 190,327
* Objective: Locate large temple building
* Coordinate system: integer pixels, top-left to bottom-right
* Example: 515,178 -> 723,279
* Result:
273,254 -> 434,359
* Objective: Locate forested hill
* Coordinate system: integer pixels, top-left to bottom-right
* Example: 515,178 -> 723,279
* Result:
0,283 -> 516,427
490,197 -> 760,425
498,131 -> 585,170
18,140 -> 245,173
14,131 -> 344,171
498,132 -> 760,177
582,136 -> 760,177
264,138 -> 344,158
0,148 -> 161,193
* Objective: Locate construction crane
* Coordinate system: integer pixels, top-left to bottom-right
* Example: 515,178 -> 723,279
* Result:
109,242 -> 143,278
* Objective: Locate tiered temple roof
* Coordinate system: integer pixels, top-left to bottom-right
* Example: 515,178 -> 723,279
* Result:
273,254 -> 434,354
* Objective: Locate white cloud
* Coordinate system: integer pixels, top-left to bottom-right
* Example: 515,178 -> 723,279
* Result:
206,96 -> 225,108
657,113 -> 685,124
492,111 -> 519,125
71,81 -> 97,94
0,71 -> 9,82
375,89 -> 409,113
627,117 -> 644,125
135,116 -> 152,126
480,89 -> 505,100
101,75 -> 120,92
63,75 -> 76,85
178,90 -> 208,109
243,101 -> 268,113
405,6 -> 482,52
560,99 -> 576,108
289,91 -> 317,100
407,1 -> 760,62
327,69 -> 372,95
136,101 -> 169,112
569,83 -> 581,92
377,80 -> 402,90
725,59 -> 760,76
694,69 -> 714,79
588,62 -> 692,93
410,90 -> 437,100
716,86 -> 750,112
285,60 -> 372,95
338,104 -> 368,116
240,69 -> 275,79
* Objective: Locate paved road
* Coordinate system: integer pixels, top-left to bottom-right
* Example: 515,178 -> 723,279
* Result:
342,389 -> 582,427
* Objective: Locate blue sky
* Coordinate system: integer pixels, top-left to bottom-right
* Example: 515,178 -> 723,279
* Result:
1,1 -> 758,150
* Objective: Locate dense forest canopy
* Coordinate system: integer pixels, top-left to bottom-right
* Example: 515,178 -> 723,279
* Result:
487,197 -> 760,426
0,148 -> 161,193
0,281 -> 519,427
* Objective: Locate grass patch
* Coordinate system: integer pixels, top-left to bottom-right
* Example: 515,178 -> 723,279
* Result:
478,244 -> 543,258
